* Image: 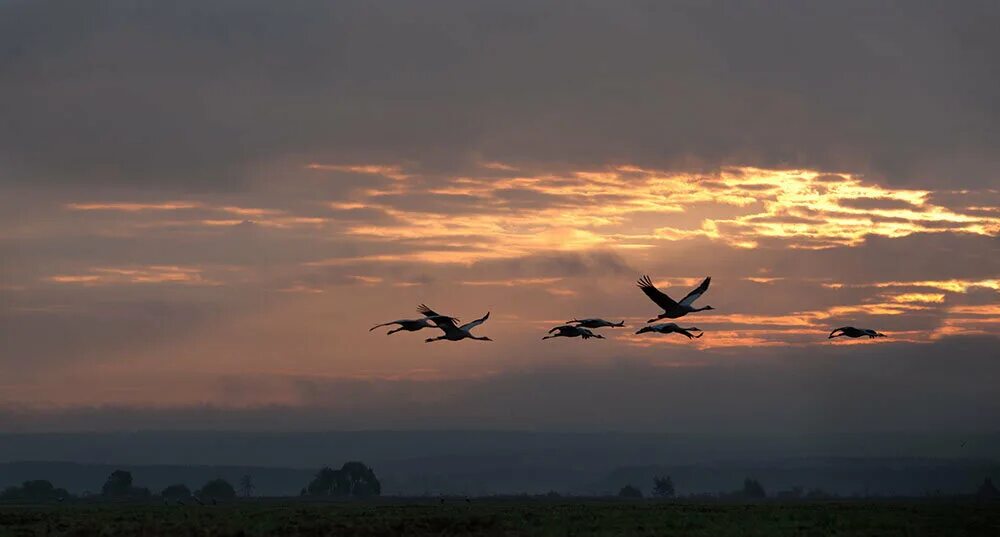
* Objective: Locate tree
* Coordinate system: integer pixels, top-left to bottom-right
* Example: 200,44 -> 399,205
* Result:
618,484 -> 643,498
239,475 -> 255,498
198,478 -> 236,500
102,470 -> 133,497
161,484 -> 191,500
742,478 -> 766,499
652,475 -> 675,498
977,477 -> 999,500
340,461 -> 381,498
307,467 -> 346,496
0,480 -> 70,502
306,462 -> 381,498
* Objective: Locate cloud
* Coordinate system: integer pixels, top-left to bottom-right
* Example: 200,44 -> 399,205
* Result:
3,336 -> 998,433
1,2 -> 997,425
2,1 -> 998,189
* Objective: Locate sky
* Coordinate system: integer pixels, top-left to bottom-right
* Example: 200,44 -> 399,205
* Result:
1,1 -> 998,433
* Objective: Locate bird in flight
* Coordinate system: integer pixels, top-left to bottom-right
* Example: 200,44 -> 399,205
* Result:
369,304 -> 459,335
637,275 -> 714,322
828,326 -> 886,339
543,325 -> 606,340
421,304 -> 493,342
635,323 -> 703,339
566,318 -> 625,329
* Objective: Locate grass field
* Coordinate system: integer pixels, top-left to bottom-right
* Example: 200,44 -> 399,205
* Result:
1,500 -> 998,536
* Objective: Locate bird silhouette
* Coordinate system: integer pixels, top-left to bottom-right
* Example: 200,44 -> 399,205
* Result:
543,325 -> 605,340
566,318 -> 625,329
828,327 -> 886,339
423,306 -> 493,342
369,304 -> 460,335
635,323 -> 703,339
637,275 -> 714,322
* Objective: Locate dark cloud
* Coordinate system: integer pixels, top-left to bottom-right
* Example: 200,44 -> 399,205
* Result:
0,299 -> 220,373
3,336 -> 997,433
1,1 -> 997,189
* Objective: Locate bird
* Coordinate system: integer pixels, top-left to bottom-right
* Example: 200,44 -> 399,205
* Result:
369,304 -> 460,335
543,325 -> 605,340
423,307 -> 493,342
566,318 -> 625,329
635,323 -> 703,339
637,275 -> 714,322
193,496 -> 205,505
828,327 -> 886,339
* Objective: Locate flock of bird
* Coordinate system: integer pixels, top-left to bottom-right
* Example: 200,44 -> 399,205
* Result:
370,275 -> 886,343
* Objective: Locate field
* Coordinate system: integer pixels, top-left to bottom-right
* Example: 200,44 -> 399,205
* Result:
1,499 -> 998,536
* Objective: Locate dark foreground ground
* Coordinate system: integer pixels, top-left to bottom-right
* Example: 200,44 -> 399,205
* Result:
1,500 -> 998,537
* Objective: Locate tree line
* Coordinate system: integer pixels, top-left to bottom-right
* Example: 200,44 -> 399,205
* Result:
0,461 -> 381,503
615,475 -> 1000,501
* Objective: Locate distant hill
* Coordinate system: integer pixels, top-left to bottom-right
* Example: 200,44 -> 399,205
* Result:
1,431 -> 998,496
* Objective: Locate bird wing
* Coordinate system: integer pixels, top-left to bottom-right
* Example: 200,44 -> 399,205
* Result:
369,320 -> 402,331
417,304 -> 461,335
830,326 -> 851,335
459,311 -> 490,332
417,304 -> 459,324
679,276 -> 711,306
637,275 -> 677,309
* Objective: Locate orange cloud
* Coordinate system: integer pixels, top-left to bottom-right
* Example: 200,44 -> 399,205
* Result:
66,201 -> 201,211
46,266 -> 218,286
305,163 -> 410,180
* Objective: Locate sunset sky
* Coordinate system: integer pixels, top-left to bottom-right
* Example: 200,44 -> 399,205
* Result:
2,1 -> 998,432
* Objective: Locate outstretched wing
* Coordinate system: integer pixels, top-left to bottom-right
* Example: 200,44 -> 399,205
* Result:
459,311 -> 490,332
417,304 -> 459,325
369,320 -> 402,331
637,275 -> 677,309
679,276 -> 711,306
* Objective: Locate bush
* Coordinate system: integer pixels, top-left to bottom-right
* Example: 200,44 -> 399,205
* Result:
618,485 -> 643,498
0,480 -> 69,502
742,478 -> 766,499
198,478 -> 236,500
652,476 -> 675,498
102,470 -> 133,497
161,484 -> 191,500
977,478 -> 999,500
